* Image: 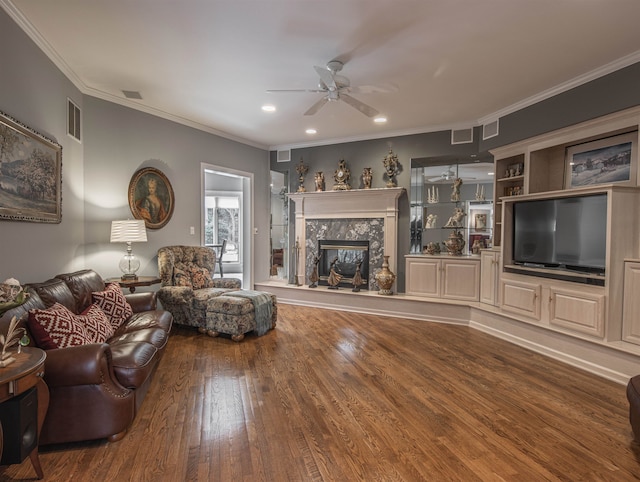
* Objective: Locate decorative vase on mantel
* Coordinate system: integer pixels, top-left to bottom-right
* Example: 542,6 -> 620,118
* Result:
375,255 -> 396,296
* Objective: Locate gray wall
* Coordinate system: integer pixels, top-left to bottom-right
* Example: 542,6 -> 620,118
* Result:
0,9 -> 271,284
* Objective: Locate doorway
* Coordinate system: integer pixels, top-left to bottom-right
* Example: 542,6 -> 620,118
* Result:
202,164 -> 253,288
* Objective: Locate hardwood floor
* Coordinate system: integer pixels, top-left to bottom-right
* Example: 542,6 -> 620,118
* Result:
2,304 -> 640,481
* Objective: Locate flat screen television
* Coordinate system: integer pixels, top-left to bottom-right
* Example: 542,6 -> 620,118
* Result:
512,193 -> 607,275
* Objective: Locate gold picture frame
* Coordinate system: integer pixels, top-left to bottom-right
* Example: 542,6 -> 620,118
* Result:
0,110 -> 62,223
128,167 -> 175,229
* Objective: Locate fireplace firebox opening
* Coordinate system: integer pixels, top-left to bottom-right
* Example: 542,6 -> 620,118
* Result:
317,240 -> 369,289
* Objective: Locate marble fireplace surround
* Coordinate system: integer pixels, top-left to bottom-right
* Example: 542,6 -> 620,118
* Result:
289,187 -> 405,290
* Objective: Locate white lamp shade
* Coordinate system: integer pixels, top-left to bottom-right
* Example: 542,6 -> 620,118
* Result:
110,220 -> 148,243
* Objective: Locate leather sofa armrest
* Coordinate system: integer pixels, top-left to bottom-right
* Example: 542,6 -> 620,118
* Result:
43,343 -> 126,393
125,291 -> 157,312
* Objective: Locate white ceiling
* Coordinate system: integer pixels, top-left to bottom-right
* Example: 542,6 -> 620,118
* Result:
4,0 -> 640,150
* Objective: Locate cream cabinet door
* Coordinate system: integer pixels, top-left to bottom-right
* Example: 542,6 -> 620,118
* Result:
441,259 -> 480,301
500,279 -> 541,319
405,257 -> 440,297
623,262 -> 640,345
549,287 -> 605,338
480,250 -> 500,305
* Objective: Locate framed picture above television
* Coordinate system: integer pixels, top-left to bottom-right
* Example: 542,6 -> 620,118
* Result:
565,132 -> 637,189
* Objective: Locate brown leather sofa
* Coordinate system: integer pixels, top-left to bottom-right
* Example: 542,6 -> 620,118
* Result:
0,269 -> 172,445
627,376 -> 640,441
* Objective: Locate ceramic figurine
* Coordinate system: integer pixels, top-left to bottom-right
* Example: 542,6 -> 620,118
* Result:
362,167 -> 373,189
296,159 -> 308,192
444,207 -> 466,228
451,177 -> 463,202
383,149 -> 399,187
314,172 -> 325,192
327,256 -> 343,289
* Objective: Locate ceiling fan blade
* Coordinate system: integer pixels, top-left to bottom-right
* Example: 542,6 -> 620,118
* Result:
304,97 -> 329,116
349,83 -> 399,94
340,94 -> 379,117
266,89 -> 325,93
314,65 -> 337,91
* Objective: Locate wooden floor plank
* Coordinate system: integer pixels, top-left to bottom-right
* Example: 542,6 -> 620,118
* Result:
2,303 -> 640,481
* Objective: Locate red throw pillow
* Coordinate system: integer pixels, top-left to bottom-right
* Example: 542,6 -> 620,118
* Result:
28,302 -> 91,349
91,283 -> 133,330
80,303 -> 115,343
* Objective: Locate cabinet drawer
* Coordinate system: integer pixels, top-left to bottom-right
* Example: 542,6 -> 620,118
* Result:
550,288 -> 605,338
500,280 -> 541,319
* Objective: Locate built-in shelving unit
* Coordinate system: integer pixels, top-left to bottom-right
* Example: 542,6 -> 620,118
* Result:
488,105 -> 640,363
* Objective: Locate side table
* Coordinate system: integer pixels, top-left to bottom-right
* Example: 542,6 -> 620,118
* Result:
105,276 -> 161,293
0,347 -> 49,479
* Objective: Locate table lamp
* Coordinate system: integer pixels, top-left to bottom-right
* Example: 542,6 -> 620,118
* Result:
110,220 -> 148,280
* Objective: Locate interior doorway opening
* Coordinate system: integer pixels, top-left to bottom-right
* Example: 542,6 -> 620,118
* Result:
202,164 -> 253,288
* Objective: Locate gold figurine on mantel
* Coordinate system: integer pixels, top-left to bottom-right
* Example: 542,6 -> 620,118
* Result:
383,148 -> 399,187
296,158 -> 308,192
332,159 -> 351,190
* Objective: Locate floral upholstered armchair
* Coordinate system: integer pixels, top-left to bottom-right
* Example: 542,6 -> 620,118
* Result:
157,245 -> 241,327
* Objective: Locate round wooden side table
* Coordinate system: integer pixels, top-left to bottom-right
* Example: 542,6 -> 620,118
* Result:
0,347 -> 49,479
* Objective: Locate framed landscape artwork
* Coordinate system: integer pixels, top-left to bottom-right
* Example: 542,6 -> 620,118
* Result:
128,167 -> 175,229
565,132 -> 637,189
0,111 -> 63,223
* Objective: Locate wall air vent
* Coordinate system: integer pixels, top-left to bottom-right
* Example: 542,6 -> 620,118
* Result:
483,119 -> 500,140
122,90 -> 143,100
67,98 -> 81,142
451,127 -> 473,145
277,150 -> 291,162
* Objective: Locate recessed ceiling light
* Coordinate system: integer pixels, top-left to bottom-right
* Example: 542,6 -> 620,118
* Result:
374,116 -> 387,124
262,104 -> 276,112
488,172 -> 495,176
305,128 -> 317,135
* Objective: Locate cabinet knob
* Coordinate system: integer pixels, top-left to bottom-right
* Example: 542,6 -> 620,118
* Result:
36,371 -> 45,378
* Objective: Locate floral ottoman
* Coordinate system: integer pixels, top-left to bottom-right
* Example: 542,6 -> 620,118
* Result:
203,290 -> 277,342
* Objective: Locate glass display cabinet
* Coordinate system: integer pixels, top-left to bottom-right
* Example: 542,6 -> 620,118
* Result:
410,159 -> 494,255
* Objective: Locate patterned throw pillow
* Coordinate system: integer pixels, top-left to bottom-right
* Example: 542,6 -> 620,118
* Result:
28,302 -> 91,349
173,264 -> 192,288
79,303 -> 115,343
189,266 -> 213,290
91,283 -> 133,330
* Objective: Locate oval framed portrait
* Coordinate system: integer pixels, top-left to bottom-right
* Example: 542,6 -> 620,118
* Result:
128,167 -> 175,229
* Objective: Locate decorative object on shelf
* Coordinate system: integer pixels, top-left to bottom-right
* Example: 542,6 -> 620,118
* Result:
475,184 -> 486,201
128,167 -> 174,229
327,256 -> 343,289
475,213 -> 487,231
426,186 -> 439,204
294,237 -> 302,286
504,186 -> 522,196
0,316 -> 26,367
425,213 -> 438,229
314,172 -> 324,192
442,230 -> 466,256
471,238 -> 483,255
0,110 -> 63,223
308,254 -> 320,288
362,167 -> 373,189
423,242 -> 441,255
444,207 -> 466,228
295,159 -> 309,192
110,219 -> 148,280
0,278 -> 29,315
332,159 -> 351,190
352,258 -> 365,292
375,255 -> 396,295
564,131 -> 636,189
383,149 -> 399,187
451,177 -> 463,202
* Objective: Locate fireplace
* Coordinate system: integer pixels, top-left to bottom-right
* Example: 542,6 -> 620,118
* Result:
288,188 -> 404,291
317,240 -> 369,289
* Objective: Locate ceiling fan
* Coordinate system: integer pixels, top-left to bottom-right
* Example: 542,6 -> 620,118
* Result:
426,166 -> 477,183
267,60 -> 381,117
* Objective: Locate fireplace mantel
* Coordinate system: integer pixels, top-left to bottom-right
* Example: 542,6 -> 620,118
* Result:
289,187 -> 405,289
